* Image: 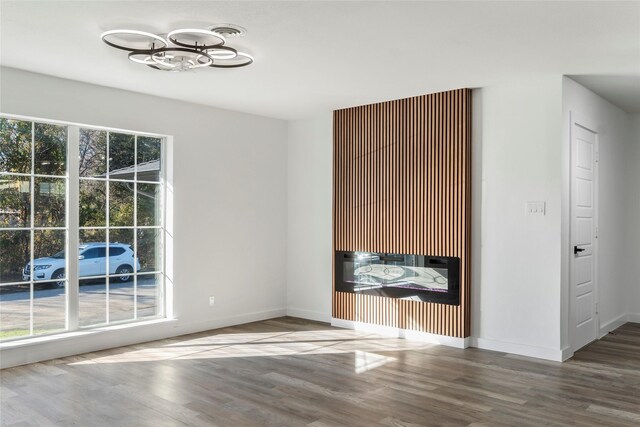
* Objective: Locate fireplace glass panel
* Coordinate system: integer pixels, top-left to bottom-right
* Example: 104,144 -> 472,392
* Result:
336,251 -> 460,305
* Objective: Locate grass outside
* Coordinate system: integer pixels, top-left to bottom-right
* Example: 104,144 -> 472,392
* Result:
0,329 -> 51,339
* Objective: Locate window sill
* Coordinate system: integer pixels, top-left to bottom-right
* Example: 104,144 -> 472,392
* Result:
0,317 -> 177,350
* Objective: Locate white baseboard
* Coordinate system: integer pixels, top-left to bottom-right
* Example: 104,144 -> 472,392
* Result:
470,337 -> 565,362
627,313 -> 640,324
561,346 -> 574,361
599,313 -> 628,338
0,308 -> 287,369
331,318 -> 470,349
176,308 -> 287,336
286,307 -> 331,323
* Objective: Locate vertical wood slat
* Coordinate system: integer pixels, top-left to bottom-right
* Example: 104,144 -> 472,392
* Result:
332,89 -> 472,338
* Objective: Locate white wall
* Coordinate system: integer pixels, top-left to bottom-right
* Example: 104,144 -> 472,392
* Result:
561,77 -> 635,348
286,115 -> 333,322
3,67 -> 634,367
285,77 -> 568,361
471,76 -> 565,361
0,67 -> 288,367
628,114 -> 640,321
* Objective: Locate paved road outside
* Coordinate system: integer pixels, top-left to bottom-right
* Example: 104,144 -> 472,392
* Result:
0,276 -> 160,339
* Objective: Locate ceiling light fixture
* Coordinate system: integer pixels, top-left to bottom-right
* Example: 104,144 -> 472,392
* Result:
100,25 -> 253,72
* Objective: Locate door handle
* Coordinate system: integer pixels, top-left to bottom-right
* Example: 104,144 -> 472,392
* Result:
574,246 -> 586,255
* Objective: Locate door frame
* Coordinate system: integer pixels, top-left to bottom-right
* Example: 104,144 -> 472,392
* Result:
568,111 -> 600,353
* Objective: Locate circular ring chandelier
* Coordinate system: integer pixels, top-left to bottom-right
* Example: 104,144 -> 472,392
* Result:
101,25 -> 253,72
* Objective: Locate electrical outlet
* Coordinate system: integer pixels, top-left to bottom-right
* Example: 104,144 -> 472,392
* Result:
209,296 -> 215,307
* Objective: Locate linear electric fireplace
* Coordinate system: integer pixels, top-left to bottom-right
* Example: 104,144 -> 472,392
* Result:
335,251 -> 460,305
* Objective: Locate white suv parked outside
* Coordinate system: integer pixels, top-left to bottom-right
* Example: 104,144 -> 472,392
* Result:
23,242 -> 141,288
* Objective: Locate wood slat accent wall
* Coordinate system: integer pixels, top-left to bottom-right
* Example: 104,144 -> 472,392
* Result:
333,88 -> 472,338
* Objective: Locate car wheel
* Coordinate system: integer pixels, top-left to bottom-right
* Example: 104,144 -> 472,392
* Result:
51,269 -> 65,289
115,265 -> 132,282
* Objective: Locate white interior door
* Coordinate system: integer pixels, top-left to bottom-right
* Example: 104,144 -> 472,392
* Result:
570,117 -> 598,351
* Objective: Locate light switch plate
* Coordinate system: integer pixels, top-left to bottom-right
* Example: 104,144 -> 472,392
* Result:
526,201 -> 546,215
209,296 -> 215,306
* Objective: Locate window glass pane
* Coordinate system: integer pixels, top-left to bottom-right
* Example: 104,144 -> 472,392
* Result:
33,283 -> 66,335
1,117 -> 164,339
79,281 -> 106,327
0,118 -> 31,174
137,273 -> 161,319
33,229 -> 66,284
80,228 -> 106,245
109,280 -> 134,323
34,177 -> 66,227
109,229 -> 134,276
0,230 -> 30,284
137,183 -> 161,226
79,129 -> 107,178
83,248 -> 99,259
0,291 -> 30,339
111,247 -> 125,256
80,179 -> 106,227
79,229 -> 106,277
137,136 -> 161,182
108,228 -> 135,322
109,181 -> 134,226
109,133 -> 135,176
0,175 -> 31,228
34,123 -> 67,176
137,228 -> 161,273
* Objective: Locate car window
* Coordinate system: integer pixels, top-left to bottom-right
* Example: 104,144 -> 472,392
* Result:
97,247 -> 106,258
110,247 -> 125,256
82,248 -> 100,259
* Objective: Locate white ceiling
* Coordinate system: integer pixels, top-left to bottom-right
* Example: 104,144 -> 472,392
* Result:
1,1 -> 639,120
569,75 -> 640,113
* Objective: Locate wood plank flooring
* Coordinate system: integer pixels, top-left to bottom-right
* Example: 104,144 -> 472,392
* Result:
1,317 -> 639,426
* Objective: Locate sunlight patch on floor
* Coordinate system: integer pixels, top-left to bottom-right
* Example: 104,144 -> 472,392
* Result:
354,350 -> 396,374
67,329 -> 435,366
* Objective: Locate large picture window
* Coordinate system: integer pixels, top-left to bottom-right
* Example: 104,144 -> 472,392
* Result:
0,116 -> 166,340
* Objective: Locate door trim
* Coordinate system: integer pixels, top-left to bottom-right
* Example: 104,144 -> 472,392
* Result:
568,111 -> 600,353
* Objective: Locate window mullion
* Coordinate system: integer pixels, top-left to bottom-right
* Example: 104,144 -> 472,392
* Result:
29,121 -> 35,336
66,126 -> 80,331
105,132 -> 110,324
133,135 -> 138,320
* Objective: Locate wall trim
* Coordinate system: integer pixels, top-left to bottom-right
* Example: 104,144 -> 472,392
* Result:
0,308 -> 287,369
286,307 -> 331,323
470,337 -> 564,362
599,313 -> 628,339
331,317 -> 470,349
561,346 -> 574,361
627,313 -> 640,324
178,308 -> 287,335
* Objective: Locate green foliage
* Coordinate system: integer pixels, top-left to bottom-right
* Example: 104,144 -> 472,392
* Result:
80,180 -> 106,227
34,122 -> 67,175
34,177 -> 66,227
0,175 -> 30,228
1,119 -> 162,280
137,136 -> 161,165
0,118 -> 31,174
79,129 -> 106,177
0,230 -> 29,283
110,181 -> 135,226
109,133 -> 135,172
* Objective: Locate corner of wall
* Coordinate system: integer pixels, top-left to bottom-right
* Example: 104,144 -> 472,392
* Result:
285,113 -> 333,323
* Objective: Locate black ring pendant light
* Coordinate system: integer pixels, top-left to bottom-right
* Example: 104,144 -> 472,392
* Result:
101,26 -> 253,71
